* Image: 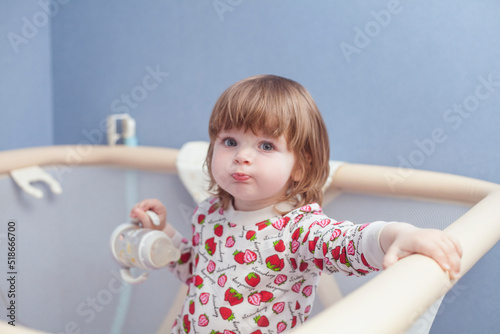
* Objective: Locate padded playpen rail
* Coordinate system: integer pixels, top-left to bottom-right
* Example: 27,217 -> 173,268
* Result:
1,145 -> 499,334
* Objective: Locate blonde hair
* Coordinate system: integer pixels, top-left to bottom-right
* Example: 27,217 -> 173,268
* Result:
205,74 -> 330,211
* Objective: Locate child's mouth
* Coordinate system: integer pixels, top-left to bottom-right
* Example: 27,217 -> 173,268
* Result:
232,173 -> 250,181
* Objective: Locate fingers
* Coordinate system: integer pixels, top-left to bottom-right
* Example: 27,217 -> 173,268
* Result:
129,198 -> 167,230
438,235 -> 462,280
382,246 -> 410,269
382,228 -> 462,281
417,232 -> 462,280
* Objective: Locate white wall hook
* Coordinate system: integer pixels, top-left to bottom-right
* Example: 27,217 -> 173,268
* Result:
10,166 -> 62,198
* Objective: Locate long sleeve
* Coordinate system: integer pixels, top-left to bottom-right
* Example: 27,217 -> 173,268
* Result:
286,204 -> 387,277
167,219 -> 198,285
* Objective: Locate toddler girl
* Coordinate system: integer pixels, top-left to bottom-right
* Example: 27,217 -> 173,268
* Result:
131,74 -> 462,334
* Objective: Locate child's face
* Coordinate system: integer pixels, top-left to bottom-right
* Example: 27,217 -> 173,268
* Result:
211,128 -> 296,211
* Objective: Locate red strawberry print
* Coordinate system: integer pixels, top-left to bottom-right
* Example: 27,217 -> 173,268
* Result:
225,236 -> 235,248
183,314 -> 191,333
199,292 -> 210,305
339,247 -> 351,267
291,279 -> 304,293
308,236 -> 319,253
274,274 -> 287,285
228,222 -> 237,228
233,251 -> 245,264
277,321 -> 287,333
224,288 -> 243,306
314,258 -> 324,270
260,290 -> 275,303
244,250 -> 257,263
192,233 -> 200,246
301,204 -> 312,212
245,272 -> 261,287
208,202 -> 220,214
189,300 -> 195,314
291,316 -> 297,328
205,237 -> 217,256
361,253 -> 379,272
198,314 -> 209,327
247,292 -> 262,306
272,302 -> 285,314
256,219 -> 271,230
254,315 -> 270,327
291,227 -> 303,241
302,230 -> 310,244
332,246 -> 341,261
233,250 -> 257,264
361,253 -> 369,266
330,229 -> 341,241
219,307 -> 235,321
246,230 -> 256,241
197,214 -> 205,224
273,239 -> 285,252
295,301 -> 300,310
214,224 -> 223,237
317,219 -> 331,227
290,240 -> 300,254
304,305 -> 311,313
299,260 -> 308,272
178,252 -> 191,265
266,254 -> 285,271
302,285 -> 313,298
294,214 -> 304,223
322,242 -> 328,256
250,331 -> 263,334
194,275 -> 203,289
207,260 -> 216,273
359,223 -> 369,231
272,216 -> 290,230
347,240 -> 355,255
218,274 -> 227,287
290,258 -> 298,270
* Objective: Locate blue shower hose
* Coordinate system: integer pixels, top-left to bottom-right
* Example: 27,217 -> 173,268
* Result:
110,137 -> 138,334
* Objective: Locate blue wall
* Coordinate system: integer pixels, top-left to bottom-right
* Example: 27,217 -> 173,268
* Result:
1,1 -> 500,332
0,1 -> 53,150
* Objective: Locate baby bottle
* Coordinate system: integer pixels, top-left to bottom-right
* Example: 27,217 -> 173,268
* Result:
110,211 -> 180,284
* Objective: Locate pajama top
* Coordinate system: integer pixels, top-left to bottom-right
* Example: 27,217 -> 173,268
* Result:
168,197 -> 388,334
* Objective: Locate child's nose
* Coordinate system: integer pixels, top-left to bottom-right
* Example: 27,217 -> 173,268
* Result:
234,148 -> 252,165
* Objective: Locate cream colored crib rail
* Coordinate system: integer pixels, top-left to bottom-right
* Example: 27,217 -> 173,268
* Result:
1,145 -> 499,334
0,322 -> 49,333
297,165 -> 500,334
0,145 -> 178,174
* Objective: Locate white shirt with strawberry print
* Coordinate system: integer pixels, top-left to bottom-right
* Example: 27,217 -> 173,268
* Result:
168,197 -> 388,334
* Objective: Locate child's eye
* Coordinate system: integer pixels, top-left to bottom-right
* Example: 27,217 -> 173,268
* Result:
223,138 -> 237,147
260,142 -> 275,151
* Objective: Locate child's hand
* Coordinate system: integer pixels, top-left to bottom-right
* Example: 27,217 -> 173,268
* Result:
381,223 -> 463,280
130,198 -> 167,231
